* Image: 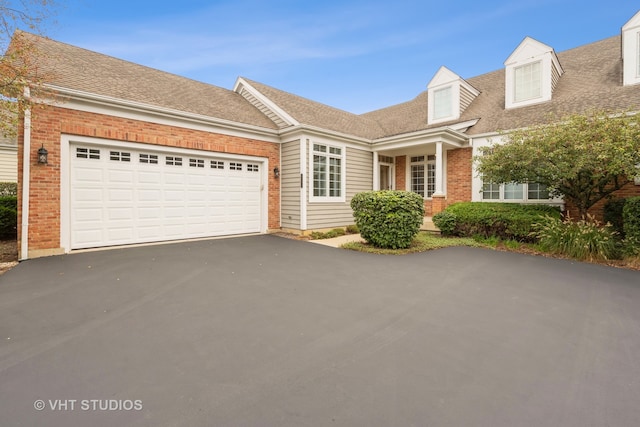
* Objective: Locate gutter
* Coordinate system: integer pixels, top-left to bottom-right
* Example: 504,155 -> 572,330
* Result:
20,88 -> 31,260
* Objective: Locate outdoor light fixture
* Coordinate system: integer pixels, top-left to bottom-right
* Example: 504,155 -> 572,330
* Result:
37,144 -> 48,164
274,167 -> 280,178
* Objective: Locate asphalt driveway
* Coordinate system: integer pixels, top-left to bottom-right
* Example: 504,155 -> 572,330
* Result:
1,235 -> 639,426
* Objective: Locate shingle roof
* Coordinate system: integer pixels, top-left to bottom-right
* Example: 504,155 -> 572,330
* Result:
17,31 -> 279,130
363,35 -> 640,137
239,78 -> 385,139
15,31 -> 640,140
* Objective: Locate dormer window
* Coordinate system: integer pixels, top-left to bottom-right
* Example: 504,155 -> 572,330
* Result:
513,61 -> 542,102
504,37 -> 563,109
433,86 -> 453,119
622,11 -> 640,86
427,66 -> 479,125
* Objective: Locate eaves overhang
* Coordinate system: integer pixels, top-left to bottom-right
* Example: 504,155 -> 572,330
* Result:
372,126 -> 470,151
278,124 -> 371,147
41,84 -> 282,142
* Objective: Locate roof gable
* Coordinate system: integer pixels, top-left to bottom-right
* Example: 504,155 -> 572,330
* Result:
504,36 -> 555,66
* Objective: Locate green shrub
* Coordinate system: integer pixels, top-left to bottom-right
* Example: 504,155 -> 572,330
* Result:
310,228 -> 346,240
432,211 -> 457,236
603,198 -> 627,236
623,197 -> 640,255
0,182 -> 17,197
350,190 -> 424,249
442,202 -> 561,242
0,196 -> 17,210
535,215 -> 621,261
0,206 -> 17,238
0,196 -> 17,238
345,224 -> 359,234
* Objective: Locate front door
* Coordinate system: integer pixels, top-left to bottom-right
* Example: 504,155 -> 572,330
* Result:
379,163 -> 394,190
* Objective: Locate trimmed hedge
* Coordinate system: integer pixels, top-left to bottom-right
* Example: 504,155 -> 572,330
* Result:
0,196 -> 17,238
433,202 -> 561,241
623,197 -> 640,253
351,190 -> 424,249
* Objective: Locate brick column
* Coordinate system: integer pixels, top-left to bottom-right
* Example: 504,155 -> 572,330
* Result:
431,195 -> 446,215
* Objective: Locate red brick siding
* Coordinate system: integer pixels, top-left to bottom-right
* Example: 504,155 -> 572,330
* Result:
564,181 -> 640,221
18,106 -> 280,253
395,155 -> 406,190
446,147 -> 472,208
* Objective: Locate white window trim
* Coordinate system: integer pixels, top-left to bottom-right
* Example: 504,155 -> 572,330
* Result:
513,61 -> 542,103
408,155 -> 436,199
428,84 -> 459,124
481,181 -> 556,203
308,140 -> 346,203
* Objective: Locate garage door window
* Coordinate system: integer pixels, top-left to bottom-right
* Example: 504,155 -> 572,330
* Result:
110,151 -> 131,162
139,154 -> 158,164
211,160 -> 224,169
166,156 -> 182,166
189,158 -> 204,168
76,147 -> 100,159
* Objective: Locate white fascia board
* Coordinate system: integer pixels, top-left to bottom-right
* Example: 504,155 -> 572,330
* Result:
233,77 -> 300,126
279,124 -> 371,148
373,127 -> 468,150
42,85 -> 282,143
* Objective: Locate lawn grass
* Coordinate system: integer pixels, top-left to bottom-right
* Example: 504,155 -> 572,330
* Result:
342,231 -> 640,270
341,232 -> 484,254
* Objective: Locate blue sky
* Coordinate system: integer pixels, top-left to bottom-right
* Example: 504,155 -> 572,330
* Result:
39,1 -> 640,113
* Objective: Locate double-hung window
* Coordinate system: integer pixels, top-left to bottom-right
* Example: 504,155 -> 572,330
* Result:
482,180 -> 550,201
410,155 -> 436,198
311,143 -> 344,202
514,61 -> 542,103
433,86 -> 453,120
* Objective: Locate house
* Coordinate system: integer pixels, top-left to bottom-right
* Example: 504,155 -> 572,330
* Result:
11,11 -> 640,260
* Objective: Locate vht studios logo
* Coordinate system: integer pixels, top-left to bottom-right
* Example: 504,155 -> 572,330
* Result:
34,399 -> 143,411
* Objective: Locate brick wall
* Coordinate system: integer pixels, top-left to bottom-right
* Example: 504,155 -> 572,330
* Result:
564,181 -> 640,221
446,147 -> 472,208
395,155 -> 406,190
18,106 -> 280,255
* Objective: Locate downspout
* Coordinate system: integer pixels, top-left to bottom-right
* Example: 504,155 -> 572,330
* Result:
20,87 -> 31,260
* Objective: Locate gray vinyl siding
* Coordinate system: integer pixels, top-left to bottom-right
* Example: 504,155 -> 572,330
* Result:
460,86 -> 476,114
306,146 -> 373,229
551,63 -> 561,92
0,145 -> 17,182
280,140 -> 301,229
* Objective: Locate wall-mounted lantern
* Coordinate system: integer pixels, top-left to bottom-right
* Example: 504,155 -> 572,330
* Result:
273,167 -> 280,178
37,144 -> 48,165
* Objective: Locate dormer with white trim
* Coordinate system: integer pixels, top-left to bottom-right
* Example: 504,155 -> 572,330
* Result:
622,10 -> 640,86
504,37 -> 563,109
427,66 -> 480,125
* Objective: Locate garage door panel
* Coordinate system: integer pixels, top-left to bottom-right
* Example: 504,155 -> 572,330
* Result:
70,144 -> 263,249
108,169 -> 134,183
107,207 -> 133,220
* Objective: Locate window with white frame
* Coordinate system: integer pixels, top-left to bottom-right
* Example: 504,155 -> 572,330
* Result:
433,86 -> 453,120
482,180 -> 550,201
410,155 -> 435,198
311,143 -> 344,201
513,61 -> 542,102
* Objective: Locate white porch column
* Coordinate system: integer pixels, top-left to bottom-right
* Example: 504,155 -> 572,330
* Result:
372,151 -> 379,190
433,141 -> 445,196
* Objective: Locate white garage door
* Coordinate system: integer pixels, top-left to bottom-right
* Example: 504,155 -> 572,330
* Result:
70,143 -> 263,249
